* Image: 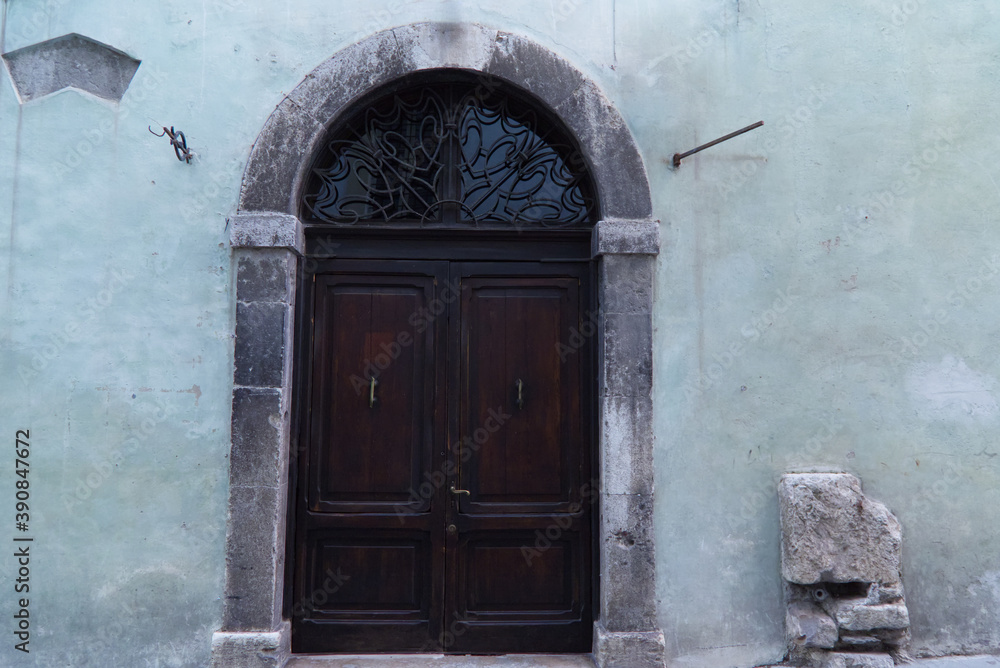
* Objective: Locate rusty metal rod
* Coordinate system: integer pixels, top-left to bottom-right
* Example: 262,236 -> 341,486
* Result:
672,120 -> 764,168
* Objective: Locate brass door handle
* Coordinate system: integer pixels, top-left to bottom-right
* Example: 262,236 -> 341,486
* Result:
516,378 -> 524,410
369,377 -> 377,408
449,485 -> 470,496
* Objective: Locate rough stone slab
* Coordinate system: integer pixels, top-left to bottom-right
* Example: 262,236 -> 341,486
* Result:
396,22 -> 495,72
484,30 -> 586,109
236,250 -> 295,304
239,96 -> 325,213
820,652 -> 895,668
229,388 -> 285,488
867,582 -> 904,604
593,219 -> 660,256
222,485 -> 285,630
229,212 -> 304,252
779,473 -> 902,585
599,254 -> 654,314
2,33 -> 140,102
838,632 -> 883,651
554,80 -> 652,220
287,27 -> 408,123
872,627 -> 909,646
599,493 -> 657,631
837,603 -> 910,631
600,394 -> 654,496
234,302 -> 287,388
211,621 -> 289,668
787,601 -> 838,649
603,313 -> 652,398
593,623 -> 665,668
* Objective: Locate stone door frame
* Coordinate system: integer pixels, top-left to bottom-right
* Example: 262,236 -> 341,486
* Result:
211,23 -> 663,668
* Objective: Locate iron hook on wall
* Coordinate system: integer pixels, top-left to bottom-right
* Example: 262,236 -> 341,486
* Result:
672,120 -> 764,168
149,125 -> 193,164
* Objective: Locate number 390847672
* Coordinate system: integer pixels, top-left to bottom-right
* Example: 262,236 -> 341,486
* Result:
15,430 -> 29,531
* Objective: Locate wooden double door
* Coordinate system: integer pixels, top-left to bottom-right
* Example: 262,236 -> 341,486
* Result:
291,257 -> 595,654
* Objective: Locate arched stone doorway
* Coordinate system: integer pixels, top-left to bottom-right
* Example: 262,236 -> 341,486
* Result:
212,23 -> 662,668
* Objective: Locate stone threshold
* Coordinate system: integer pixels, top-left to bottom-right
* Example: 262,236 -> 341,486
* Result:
285,654 -> 597,667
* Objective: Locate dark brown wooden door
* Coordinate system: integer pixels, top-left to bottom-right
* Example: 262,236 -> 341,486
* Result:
292,259 -> 593,654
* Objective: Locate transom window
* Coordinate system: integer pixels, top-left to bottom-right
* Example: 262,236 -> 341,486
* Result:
301,73 -> 597,228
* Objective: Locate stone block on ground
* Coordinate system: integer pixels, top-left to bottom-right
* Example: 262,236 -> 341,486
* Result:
819,652 -> 895,668
779,473 -> 902,585
787,601 -> 839,649
837,603 -> 909,631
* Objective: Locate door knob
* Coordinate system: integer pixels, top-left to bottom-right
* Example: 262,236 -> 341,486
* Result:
449,485 -> 471,496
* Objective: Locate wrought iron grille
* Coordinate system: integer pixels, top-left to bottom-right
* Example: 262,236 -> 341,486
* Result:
302,77 -> 597,228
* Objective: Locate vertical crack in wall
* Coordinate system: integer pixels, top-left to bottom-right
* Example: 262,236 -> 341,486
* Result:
779,473 -> 911,668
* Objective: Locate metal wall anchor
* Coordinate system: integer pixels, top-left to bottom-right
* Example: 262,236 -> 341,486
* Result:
672,120 -> 764,168
149,125 -> 193,163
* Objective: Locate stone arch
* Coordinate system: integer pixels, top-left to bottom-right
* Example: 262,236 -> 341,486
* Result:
213,23 -> 663,668
238,23 -> 650,221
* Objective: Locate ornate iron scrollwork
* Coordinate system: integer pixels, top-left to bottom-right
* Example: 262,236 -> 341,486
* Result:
302,79 -> 596,228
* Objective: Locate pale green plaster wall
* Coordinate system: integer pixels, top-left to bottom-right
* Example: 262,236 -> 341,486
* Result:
1,1 -> 998,666
641,1 -> 1000,665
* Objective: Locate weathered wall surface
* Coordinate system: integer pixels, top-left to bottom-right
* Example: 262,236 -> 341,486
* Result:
642,1 -> 1000,665
1,0 -> 998,666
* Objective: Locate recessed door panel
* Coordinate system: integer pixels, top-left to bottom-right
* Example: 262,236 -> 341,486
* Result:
310,273 -> 437,513
459,274 -> 583,514
294,260 -> 448,653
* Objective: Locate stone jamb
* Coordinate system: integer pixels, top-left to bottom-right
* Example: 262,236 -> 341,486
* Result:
213,24 -> 662,668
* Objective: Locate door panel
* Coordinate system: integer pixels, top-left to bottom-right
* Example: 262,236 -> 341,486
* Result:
309,273 -> 438,513
443,263 -> 592,653
293,259 -> 592,654
459,275 -> 582,512
294,261 -> 448,652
